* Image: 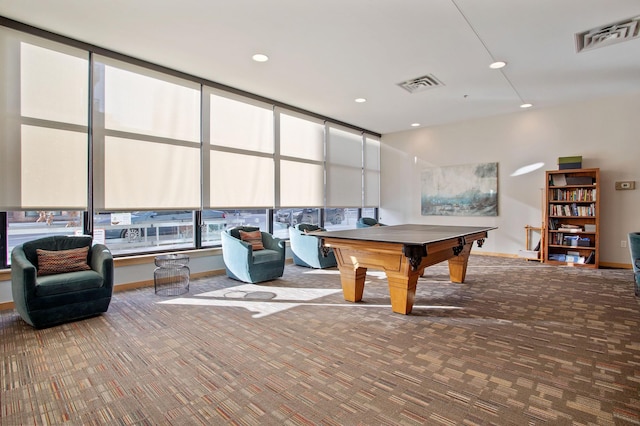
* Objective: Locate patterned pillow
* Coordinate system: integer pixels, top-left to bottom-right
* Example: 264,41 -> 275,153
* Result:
36,246 -> 91,276
239,230 -> 264,251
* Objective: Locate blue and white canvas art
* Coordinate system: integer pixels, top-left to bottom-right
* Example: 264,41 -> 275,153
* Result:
421,162 -> 498,216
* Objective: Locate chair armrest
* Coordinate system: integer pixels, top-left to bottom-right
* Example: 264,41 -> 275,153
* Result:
90,244 -> 114,289
222,231 -> 253,261
262,232 -> 285,252
10,246 -> 38,308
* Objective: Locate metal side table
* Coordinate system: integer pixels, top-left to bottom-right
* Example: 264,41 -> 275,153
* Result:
154,254 -> 190,296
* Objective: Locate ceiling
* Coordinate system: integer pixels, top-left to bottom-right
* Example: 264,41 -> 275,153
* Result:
1,0 -> 639,135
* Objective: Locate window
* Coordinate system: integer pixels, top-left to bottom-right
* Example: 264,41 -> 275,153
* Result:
278,110 -> 325,208
364,135 -> 381,207
93,210 -> 200,255
6,211 -> 83,264
202,209 -> 268,248
0,20 -> 380,263
323,208 -> 358,231
0,29 -> 89,211
204,90 -> 274,209
326,126 -> 363,208
93,56 -> 201,213
91,57 -> 201,253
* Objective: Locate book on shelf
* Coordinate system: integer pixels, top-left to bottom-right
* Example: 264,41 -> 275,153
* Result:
548,253 -> 585,263
565,254 -> 585,263
558,227 -> 582,233
552,174 -> 567,186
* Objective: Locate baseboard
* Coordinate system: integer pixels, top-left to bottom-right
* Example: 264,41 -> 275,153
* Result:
600,261 -> 633,269
472,251 -> 519,258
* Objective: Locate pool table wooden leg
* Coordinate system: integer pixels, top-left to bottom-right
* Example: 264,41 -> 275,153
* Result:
448,243 -> 472,283
338,266 -> 367,302
386,272 -> 419,314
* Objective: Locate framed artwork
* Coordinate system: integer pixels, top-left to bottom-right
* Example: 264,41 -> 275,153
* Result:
421,162 -> 498,216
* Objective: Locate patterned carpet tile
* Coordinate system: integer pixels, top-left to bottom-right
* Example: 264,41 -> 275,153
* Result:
1,255 -> 639,425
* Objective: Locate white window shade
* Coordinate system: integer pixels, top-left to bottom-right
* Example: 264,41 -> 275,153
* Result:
98,136 -> 200,210
280,160 -> 324,207
101,58 -> 201,142
278,110 -> 325,207
0,28 -> 89,210
20,126 -> 88,209
21,42 -> 88,125
364,136 -> 380,207
210,93 -> 273,153
208,151 -> 274,208
326,126 -> 363,208
280,111 -> 324,161
93,57 -> 201,211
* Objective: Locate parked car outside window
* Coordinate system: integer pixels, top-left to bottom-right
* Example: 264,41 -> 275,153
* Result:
94,210 -> 227,241
296,208 -> 344,225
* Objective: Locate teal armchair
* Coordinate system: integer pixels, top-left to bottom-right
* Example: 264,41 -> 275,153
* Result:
289,223 -> 337,269
221,226 -> 286,283
11,235 -> 114,329
356,217 -> 385,228
629,232 -> 640,296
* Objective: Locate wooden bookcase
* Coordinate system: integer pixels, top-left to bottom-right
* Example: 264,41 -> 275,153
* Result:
544,168 -> 600,268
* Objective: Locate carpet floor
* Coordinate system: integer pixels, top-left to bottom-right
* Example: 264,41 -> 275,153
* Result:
1,256 -> 639,425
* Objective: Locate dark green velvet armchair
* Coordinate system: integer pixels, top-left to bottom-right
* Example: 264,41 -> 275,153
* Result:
221,226 -> 286,283
289,223 -> 337,269
11,235 -> 114,329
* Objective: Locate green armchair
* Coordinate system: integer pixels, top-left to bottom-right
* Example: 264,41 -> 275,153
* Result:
289,223 -> 337,269
629,232 -> 640,296
11,235 -> 114,329
356,217 -> 385,228
221,226 -> 286,283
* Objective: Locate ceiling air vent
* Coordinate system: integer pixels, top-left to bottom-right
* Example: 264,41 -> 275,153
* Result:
576,16 -> 640,52
398,74 -> 444,94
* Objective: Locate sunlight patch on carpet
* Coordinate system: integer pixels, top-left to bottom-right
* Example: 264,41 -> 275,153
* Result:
157,283 -> 465,318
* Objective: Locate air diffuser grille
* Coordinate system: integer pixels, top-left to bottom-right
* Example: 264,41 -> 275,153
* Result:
398,74 -> 444,93
576,16 -> 640,52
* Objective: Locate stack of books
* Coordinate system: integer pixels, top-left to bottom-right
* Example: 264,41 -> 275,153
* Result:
558,224 -> 582,232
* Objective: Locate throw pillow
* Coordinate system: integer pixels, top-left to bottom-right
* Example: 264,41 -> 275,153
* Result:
36,246 -> 91,276
239,230 -> 264,251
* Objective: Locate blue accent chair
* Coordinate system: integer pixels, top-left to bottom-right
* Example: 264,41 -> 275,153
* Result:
221,226 -> 286,283
356,217 -> 385,228
11,235 -> 114,329
629,232 -> 640,296
289,223 -> 337,269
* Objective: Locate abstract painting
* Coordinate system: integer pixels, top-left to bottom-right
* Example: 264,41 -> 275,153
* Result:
421,162 -> 498,216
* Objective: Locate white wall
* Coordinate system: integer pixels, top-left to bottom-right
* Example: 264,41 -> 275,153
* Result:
380,92 -> 640,266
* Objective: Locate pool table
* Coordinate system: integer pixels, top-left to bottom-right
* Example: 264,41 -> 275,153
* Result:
312,224 -> 495,314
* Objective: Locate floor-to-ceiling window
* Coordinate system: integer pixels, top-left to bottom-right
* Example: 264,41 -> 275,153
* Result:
0,19 -> 380,266
91,55 -> 202,254
1,27 -> 88,263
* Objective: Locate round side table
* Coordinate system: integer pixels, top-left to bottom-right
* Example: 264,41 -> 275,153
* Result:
154,254 -> 190,296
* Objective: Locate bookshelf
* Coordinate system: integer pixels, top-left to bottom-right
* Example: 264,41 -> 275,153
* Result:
544,168 -> 599,268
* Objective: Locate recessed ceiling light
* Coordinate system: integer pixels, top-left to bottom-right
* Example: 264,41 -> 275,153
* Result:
489,61 -> 507,69
252,53 -> 269,62
355,98 -> 367,103
411,123 -> 421,127
520,103 -> 533,108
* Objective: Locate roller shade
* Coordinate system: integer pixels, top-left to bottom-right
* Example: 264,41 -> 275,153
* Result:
0,29 -> 89,210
